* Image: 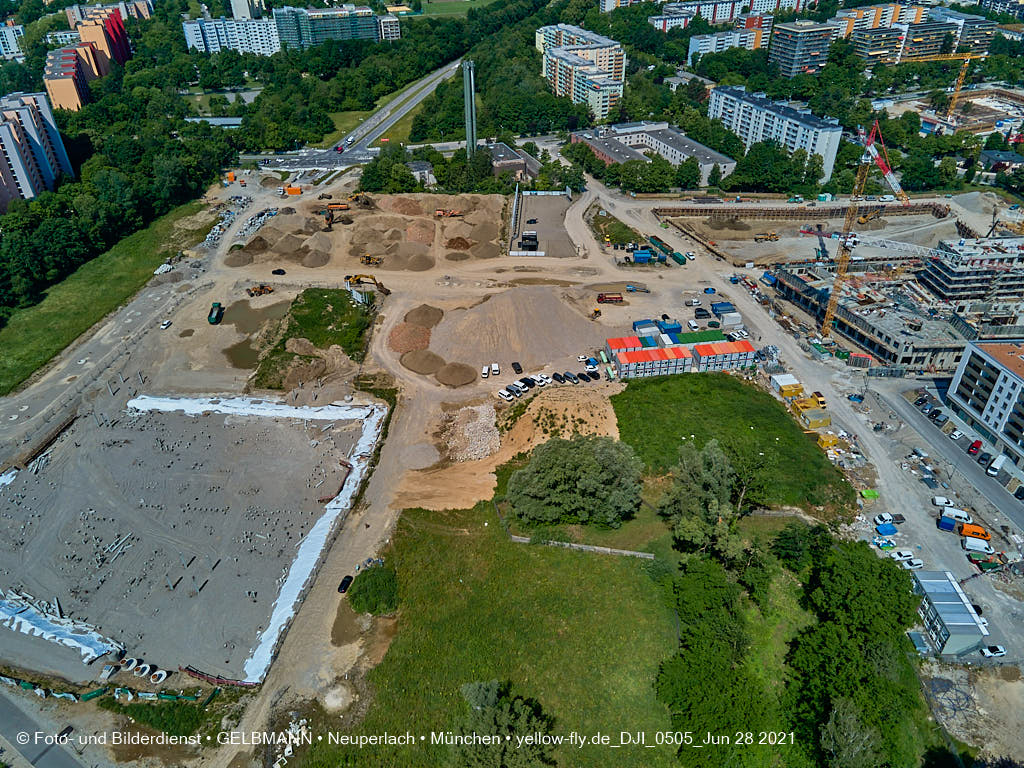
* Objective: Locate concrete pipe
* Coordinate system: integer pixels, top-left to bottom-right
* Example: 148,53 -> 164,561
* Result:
134,664 -> 152,678
149,670 -> 168,685
122,658 -> 139,671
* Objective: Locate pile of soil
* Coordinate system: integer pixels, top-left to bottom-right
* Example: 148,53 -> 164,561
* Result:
404,305 -> 443,328
445,236 -> 474,249
273,234 -> 305,254
388,322 -> 431,354
435,362 -> 476,388
260,176 -> 282,188
279,207 -> 296,215
302,250 -> 330,268
225,251 -> 254,267
383,196 -> 424,216
407,254 -> 434,271
304,232 -> 332,251
242,235 -> 271,254
401,349 -> 444,374
406,220 -> 435,244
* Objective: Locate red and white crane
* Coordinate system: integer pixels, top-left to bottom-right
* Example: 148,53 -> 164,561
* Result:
858,120 -> 910,206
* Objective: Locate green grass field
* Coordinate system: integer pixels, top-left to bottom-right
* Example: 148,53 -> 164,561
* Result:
610,374 -> 856,515
301,504 -> 678,768
375,102 -> 424,146
0,202 -> 215,396
591,211 -> 640,245
417,0 -> 502,16
314,110 -> 372,149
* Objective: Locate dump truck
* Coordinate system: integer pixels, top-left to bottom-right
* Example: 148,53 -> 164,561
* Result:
246,284 -> 274,297
208,302 -> 224,324
597,293 -> 623,304
754,232 -> 779,242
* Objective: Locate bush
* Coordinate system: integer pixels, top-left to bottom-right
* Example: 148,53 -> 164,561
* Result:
348,565 -> 399,615
506,435 -> 643,529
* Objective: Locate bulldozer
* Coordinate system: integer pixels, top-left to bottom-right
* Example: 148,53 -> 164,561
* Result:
345,274 -> 391,296
754,232 -> 779,242
360,253 -> 383,266
589,307 -> 602,320
434,209 -> 462,218
246,284 -> 274,297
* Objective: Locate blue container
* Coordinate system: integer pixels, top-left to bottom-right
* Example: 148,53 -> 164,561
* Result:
657,320 -> 682,334
640,336 -> 658,347
632,319 -> 655,331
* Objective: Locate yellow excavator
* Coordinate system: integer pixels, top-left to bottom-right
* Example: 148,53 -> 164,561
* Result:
345,274 -> 391,296
857,209 -> 882,226
360,254 -> 383,266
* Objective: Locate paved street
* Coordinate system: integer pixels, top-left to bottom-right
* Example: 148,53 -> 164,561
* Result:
0,690 -> 86,768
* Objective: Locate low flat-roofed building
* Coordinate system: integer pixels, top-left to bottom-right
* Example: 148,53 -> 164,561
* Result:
913,570 -> 988,656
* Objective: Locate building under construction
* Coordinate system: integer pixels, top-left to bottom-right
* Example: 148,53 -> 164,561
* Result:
919,236 -> 1024,302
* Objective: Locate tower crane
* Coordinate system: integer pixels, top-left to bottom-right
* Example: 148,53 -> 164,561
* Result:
886,53 -> 987,119
821,121 -> 903,336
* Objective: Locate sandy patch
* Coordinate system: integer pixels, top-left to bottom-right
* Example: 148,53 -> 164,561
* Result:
401,349 -> 445,374
379,196 -> 423,216
405,219 -> 435,244
225,251 -> 253,268
446,252 -> 470,261
435,362 -> 477,388
302,250 -> 330,268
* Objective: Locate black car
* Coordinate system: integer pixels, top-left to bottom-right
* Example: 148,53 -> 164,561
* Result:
1015,486 -> 1024,501
577,371 -> 591,382
338,575 -> 354,593
928,409 -> 943,421
914,396 -> 929,406
695,308 -> 711,319
564,371 -> 579,383
272,268 -> 286,275
518,377 -> 535,389
661,313 -> 670,321
526,218 -> 538,224
552,372 -> 565,384
511,361 -> 523,374
978,452 -> 992,465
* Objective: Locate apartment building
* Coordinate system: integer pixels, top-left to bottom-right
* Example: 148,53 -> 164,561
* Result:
920,236 -> 1024,302
828,3 -> 927,38
927,7 -> 996,53
535,25 -> 625,120
230,0 -> 264,20
0,92 -> 73,212
708,85 -> 841,180
607,0 -> 802,20
76,7 -> 131,73
981,0 -> 1024,19
377,14 -> 400,41
46,30 -> 82,47
648,5 -> 696,32
851,26 -> 905,63
687,27 -> 766,65
898,19 -> 958,57
43,42 -> 102,111
183,16 -> 281,55
947,339 -> 1024,469
65,0 -> 152,26
273,5 -> 379,49
769,20 -> 836,77
0,25 -> 25,62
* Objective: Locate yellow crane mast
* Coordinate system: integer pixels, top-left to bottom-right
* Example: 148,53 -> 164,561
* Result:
893,53 -> 987,119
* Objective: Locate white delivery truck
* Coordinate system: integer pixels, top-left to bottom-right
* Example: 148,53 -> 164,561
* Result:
962,536 -> 995,555
987,454 -> 1008,477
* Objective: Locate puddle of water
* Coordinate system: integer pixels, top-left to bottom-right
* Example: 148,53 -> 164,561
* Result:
178,329 -> 194,338
332,598 -> 362,646
221,299 -> 291,369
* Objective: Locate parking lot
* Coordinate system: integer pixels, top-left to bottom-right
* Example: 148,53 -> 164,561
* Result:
516,195 -> 575,258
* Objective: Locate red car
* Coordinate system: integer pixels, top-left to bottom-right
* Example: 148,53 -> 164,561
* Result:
968,440 -> 982,455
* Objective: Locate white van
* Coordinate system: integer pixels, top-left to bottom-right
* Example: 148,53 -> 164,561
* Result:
879,194 -> 895,202
987,454 -> 1008,477
490,363 -> 500,376
687,319 -> 700,331
481,365 -> 489,379
686,299 -> 701,307
945,508 -> 973,524
962,536 -> 995,555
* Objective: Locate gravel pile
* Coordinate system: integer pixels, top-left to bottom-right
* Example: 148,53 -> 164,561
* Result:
388,322 -> 431,354
444,404 -> 500,462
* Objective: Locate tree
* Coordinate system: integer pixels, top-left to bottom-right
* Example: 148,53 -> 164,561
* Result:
347,565 -> 399,615
707,163 -> 722,187
450,681 -> 555,768
658,439 -> 734,535
771,522 -> 830,572
898,149 -> 940,191
675,156 -> 701,190
506,435 -> 642,529
819,697 -> 884,768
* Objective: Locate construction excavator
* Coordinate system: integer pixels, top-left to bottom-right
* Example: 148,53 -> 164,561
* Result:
345,274 -> 391,296
360,253 -> 383,266
348,193 -> 373,208
857,209 -> 882,226
754,232 -> 779,242
434,209 -> 462,218
322,202 -> 351,231
822,120 -> 908,338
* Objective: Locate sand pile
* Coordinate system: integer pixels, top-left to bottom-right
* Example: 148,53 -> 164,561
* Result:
242,235 -> 271,254
257,226 -> 285,244
406,220 -> 435,244
401,349 -> 444,374
405,305 -> 443,328
304,232 -> 332,251
274,213 -> 318,234
260,176 -> 282,188
224,251 -> 253,267
302,250 -> 330,268
436,362 -> 476,388
407,254 -> 433,271
279,207 -> 296,215
445,236 -> 473,250
273,234 -> 304,254
388,323 -> 431,354
382,196 -> 424,216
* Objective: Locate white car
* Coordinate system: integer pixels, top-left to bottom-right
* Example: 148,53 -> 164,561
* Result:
577,355 -> 589,363
949,430 -> 964,440
901,558 -> 924,570
931,496 -> 953,507
585,362 -> 598,373
496,389 -> 513,402
980,645 -> 1006,658
535,374 -> 552,386
481,365 -> 489,379
874,513 -> 894,526
490,363 -> 500,376
160,320 -> 172,330
889,550 -> 915,562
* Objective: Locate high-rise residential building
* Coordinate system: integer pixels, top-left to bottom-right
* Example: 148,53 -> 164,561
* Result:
44,42 -> 102,111
707,85 -> 842,181
769,20 -> 836,77
535,24 -> 625,120
46,30 -> 82,47
828,3 -> 927,38
0,25 -> 25,62
851,26 -> 905,63
76,7 -> 130,73
687,20 -> 770,65
0,92 -> 73,211
981,0 -> 1024,20
920,237 -> 1024,302
377,14 -> 400,41
65,0 -> 152,27
606,0 -> 803,18
183,16 -> 281,55
926,7 -> 996,53
898,19 -> 958,57
273,5 -> 379,49
230,0 -> 263,20
947,339 -> 1024,469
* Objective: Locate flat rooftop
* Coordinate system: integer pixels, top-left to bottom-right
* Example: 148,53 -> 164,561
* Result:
713,85 -> 842,132
638,127 -> 734,165
978,340 -> 1024,379
915,570 -> 988,637
573,132 -> 648,164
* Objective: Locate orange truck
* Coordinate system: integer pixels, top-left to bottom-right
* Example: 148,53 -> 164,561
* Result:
227,171 -> 235,182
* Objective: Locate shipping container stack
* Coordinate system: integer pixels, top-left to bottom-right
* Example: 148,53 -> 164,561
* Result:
607,327 -> 756,379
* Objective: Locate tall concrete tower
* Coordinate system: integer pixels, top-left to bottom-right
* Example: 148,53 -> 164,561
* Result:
462,60 -> 477,158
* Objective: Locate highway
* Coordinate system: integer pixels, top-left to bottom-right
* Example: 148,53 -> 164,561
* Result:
0,690 -> 86,768
266,59 -> 463,171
